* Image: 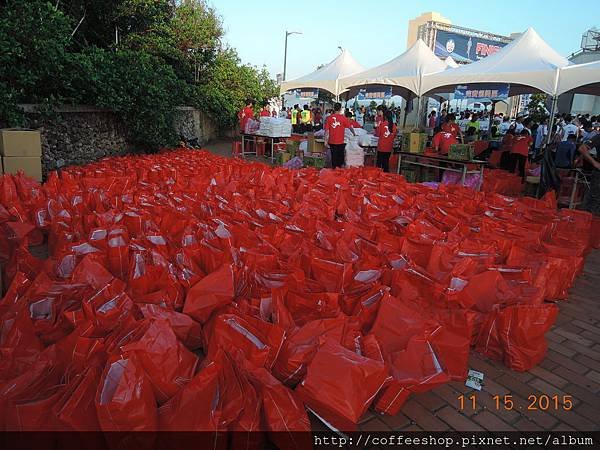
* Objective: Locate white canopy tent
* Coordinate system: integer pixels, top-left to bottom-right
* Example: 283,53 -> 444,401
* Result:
338,39 -> 447,100
556,60 -> 600,96
279,49 -> 366,98
421,28 -> 571,97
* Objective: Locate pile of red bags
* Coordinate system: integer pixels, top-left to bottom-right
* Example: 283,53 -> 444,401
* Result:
482,168 -> 524,196
0,149 -> 598,435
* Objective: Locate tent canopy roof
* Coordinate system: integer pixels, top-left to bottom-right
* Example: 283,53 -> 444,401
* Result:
556,60 -> 600,96
421,27 -> 571,96
279,49 -> 366,96
338,39 -> 447,99
444,56 -> 459,69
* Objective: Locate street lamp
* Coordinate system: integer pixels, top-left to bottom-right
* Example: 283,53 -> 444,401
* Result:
283,30 -> 302,81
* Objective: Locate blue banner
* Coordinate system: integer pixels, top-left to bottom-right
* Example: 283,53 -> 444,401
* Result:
435,30 -> 509,64
357,86 -> 393,101
454,83 -> 510,100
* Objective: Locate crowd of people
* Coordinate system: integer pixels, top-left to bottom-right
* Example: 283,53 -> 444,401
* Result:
237,98 -> 600,215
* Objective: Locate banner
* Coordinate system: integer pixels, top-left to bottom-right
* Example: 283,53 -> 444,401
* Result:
434,30 -> 509,63
290,88 -> 319,99
454,83 -> 510,100
357,86 -> 393,101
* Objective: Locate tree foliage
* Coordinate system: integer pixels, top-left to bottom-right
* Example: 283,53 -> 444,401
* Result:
0,0 -> 277,147
527,93 -> 548,124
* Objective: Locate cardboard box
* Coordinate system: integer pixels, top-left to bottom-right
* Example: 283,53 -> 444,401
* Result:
2,156 -> 43,181
312,140 -> 326,154
402,132 -> 427,153
0,129 -> 42,157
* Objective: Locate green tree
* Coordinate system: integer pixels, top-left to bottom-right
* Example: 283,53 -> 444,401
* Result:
193,48 -> 275,129
527,93 -> 548,123
0,0 -> 278,141
0,0 -> 72,124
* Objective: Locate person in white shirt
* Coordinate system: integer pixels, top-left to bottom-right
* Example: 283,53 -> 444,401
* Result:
535,119 -> 548,150
355,107 -> 364,127
499,117 -> 511,135
561,115 -> 579,142
513,117 -> 524,133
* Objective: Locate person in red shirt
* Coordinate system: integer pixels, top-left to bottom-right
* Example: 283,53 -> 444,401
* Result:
497,128 -> 515,170
345,110 -> 363,129
375,110 -> 397,172
441,113 -> 463,143
432,129 -> 458,155
259,101 -> 270,117
325,102 -> 356,169
313,108 -> 323,131
238,98 -> 254,133
510,129 -> 533,180
375,105 -> 386,129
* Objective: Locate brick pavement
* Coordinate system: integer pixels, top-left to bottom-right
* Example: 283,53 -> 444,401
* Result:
355,249 -> 600,433
204,140 -> 600,433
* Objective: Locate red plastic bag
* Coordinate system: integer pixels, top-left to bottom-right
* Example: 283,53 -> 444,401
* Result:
128,265 -> 184,310
3,384 -> 66,431
264,287 -> 296,331
95,353 -> 157,431
296,339 -> 388,431
376,332 -> 450,415
106,235 -> 130,280
122,319 -> 199,404
183,264 -> 235,323
370,294 -> 438,356
206,313 -> 285,370
475,304 -> 558,371
54,366 -> 102,431
285,290 -> 340,326
430,308 -> 476,380
139,304 -> 202,350
309,258 -> 353,292
449,271 -> 515,313
245,366 -> 311,450
271,316 -> 346,386
158,357 -> 222,431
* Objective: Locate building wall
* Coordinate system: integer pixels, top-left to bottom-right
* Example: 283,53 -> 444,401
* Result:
407,12 -> 451,48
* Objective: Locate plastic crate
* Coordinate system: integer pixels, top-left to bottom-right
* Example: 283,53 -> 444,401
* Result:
304,155 -> 325,169
448,144 -> 475,161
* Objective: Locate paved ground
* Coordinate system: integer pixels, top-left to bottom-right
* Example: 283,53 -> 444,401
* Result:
205,139 -> 600,433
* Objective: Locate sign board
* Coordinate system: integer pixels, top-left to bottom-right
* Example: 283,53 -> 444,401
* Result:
454,84 -> 510,100
434,30 -> 509,63
357,86 -> 393,101
289,88 -> 319,99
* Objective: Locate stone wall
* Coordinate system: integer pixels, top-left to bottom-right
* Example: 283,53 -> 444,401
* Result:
174,106 -> 219,144
21,105 -> 130,178
17,105 -> 222,179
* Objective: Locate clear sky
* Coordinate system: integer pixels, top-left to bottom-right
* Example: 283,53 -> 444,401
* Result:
211,0 -> 598,79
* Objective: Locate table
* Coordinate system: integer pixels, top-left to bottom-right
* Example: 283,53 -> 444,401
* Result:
395,151 -> 487,190
241,133 -> 289,164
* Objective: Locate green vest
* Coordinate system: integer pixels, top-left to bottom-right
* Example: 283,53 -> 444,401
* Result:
291,110 -> 298,125
301,110 -> 311,124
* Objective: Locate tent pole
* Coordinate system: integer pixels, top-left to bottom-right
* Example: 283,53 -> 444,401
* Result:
545,95 -> 558,147
414,96 -> 423,128
402,99 -> 409,128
